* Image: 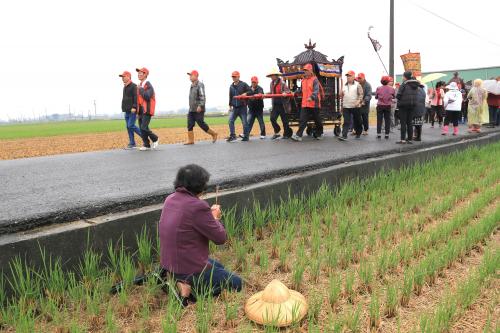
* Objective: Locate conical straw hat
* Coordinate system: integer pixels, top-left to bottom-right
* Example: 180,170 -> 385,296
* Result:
266,68 -> 282,77
244,279 -> 308,327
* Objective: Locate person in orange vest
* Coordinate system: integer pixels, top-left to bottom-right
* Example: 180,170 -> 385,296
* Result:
291,63 -> 323,142
136,67 -> 159,151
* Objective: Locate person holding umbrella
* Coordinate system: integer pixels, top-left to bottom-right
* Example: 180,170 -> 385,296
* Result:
485,76 -> 500,128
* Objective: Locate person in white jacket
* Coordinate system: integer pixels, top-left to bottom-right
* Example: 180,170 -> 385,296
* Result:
443,82 -> 463,136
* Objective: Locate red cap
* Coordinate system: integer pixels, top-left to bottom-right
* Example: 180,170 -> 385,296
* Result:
251,76 -> 259,83
381,75 -> 390,82
136,67 -> 149,76
232,71 -> 240,77
119,71 -> 131,78
356,72 -> 365,80
303,64 -> 313,72
187,70 -> 199,77
345,70 -> 355,77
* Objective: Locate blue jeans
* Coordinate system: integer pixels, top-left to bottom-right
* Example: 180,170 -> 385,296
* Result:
172,259 -> 242,297
489,106 -> 499,126
247,110 -> 266,136
124,111 -> 141,146
229,106 -> 249,138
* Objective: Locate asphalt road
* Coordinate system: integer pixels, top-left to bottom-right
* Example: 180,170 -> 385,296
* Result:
1,124 -> 498,234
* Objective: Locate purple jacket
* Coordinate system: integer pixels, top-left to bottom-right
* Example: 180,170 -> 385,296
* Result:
375,85 -> 395,107
159,187 -> 227,275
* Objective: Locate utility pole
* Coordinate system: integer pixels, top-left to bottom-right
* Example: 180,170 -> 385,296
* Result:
389,0 -> 394,78
93,100 -> 97,117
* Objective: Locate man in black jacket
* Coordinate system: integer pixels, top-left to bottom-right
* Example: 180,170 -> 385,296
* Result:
228,71 -> 251,142
119,71 -> 141,149
246,76 -> 266,139
396,71 -> 419,144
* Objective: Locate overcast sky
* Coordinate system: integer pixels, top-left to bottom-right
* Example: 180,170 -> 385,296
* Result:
1,0 -> 499,121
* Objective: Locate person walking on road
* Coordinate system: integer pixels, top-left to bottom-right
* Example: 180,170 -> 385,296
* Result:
247,76 -> 266,139
396,71 -> 419,144
413,82 -> 427,141
227,71 -> 250,142
375,76 -> 395,139
267,69 -> 292,140
357,73 -> 372,135
184,70 -> 218,145
429,81 -> 445,128
291,64 -> 323,142
467,79 -> 488,133
339,70 -> 363,141
486,76 -> 500,128
136,67 -> 159,151
119,71 -> 141,149
442,82 -> 463,136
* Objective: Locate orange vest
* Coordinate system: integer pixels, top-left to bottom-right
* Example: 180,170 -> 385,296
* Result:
301,76 -> 324,109
138,82 -> 156,116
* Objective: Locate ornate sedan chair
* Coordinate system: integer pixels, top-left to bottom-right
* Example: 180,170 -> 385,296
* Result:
278,40 -> 344,137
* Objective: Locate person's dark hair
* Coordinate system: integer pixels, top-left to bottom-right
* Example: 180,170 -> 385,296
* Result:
403,71 -> 412,80
381,79 -> 389,85
174,164 -> 210,195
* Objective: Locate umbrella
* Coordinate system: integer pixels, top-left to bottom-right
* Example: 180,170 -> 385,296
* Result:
420,73 -> 447,84
483,80 -> 500,95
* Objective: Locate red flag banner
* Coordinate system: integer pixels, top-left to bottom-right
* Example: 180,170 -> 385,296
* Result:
400,52 -> 421,78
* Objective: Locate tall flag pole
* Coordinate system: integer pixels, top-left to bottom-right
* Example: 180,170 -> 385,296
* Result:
368,26 -> 389,75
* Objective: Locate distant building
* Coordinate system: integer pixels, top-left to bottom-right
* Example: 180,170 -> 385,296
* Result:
396,65 -> 500,85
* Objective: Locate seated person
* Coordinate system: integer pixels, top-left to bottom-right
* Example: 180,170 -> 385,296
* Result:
159,164 -> 242,301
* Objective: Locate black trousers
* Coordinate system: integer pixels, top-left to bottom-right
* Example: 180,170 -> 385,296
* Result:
360,106 -> 369,131
270,103 -> 290,135
296,107 -> 322,137
187,111 -> 209,132
399,107 -> 414,141
376,105 -> 391,135
139,113 -> 159,147
342,108 -> 362,137
430,105 -> 444,126
444,111 -> 460,127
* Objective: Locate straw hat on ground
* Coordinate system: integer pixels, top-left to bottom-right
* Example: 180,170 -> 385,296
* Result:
244,279 -> 308,327
266,68 -> 282,78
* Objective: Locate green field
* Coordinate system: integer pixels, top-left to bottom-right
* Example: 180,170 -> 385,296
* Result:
0,116 -> 244,140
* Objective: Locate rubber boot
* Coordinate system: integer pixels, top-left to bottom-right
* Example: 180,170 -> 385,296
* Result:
184,131 -> 194,145
441,125 -> 448,135
453,126 -> 459,136
207,129 -> 218,143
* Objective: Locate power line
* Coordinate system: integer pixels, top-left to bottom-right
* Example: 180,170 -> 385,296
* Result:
410,2 -> 500,49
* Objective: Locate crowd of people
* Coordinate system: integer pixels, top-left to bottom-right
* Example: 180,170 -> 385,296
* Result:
119,67 -> 500,149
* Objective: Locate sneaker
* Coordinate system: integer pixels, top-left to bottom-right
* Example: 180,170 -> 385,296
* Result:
377,135 -> 381,139
152,139 -> 159,149
406,140 -> 413,144
125,144 -> 136,150
239,134 -> 245,139
338,136 -> 347,141
139,146 -> 150,151
362,131 -> 368,135
313,135 -> 322,140
271,134 -> 281,140
260,135 -> 266,139
241,136 -> 249,142
385,135 -> 389,140
226,136 -> 237,142
291,134 -> 302,142
396,140 -> 406,144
